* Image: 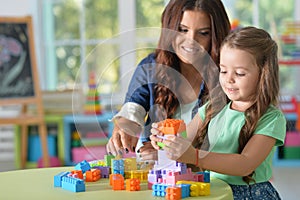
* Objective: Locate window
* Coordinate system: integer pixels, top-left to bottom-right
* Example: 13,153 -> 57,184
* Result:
41,0 -> 299,107
41,0 -> 165,106
223,0 -> 298,96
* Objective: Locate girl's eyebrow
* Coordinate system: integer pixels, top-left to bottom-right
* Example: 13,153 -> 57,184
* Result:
220,64 -> 249,70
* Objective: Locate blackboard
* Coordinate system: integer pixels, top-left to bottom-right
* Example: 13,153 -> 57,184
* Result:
0,16 -> 37,102
0,17 -> 49,168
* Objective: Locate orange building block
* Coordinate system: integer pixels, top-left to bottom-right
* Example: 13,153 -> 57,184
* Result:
70,170 -> 84,179
126,178 -> 141,191
110,174 -> 125,190
85,169 -> 101,182
160,119 -> 186,135
166,187 -> 182,200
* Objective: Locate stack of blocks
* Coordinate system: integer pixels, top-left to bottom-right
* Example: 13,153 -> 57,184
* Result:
157,119 -> 186,149
84,71 -> 102,115
54,155 -> 148,193
148,118 -> 211,199
53,118 -> 212,199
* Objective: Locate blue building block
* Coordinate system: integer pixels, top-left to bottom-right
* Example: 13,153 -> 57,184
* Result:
152,183 -> 169,197
196,171 -> 210,183
178,184 -> 190,198
54,171 -> 70,187
75,160 -> 91,173
61,176 -> 85,192
112,159 -> 124,176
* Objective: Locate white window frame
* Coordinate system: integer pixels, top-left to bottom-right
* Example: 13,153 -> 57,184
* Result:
38,0 -> 137,106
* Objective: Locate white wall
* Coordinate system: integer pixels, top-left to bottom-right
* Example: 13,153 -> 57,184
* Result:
296,0 -> 300,20
0,0 -> 45,89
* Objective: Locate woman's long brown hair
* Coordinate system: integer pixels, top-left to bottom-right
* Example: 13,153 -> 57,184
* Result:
197,26 -> 279,184
153,0 -> 231,119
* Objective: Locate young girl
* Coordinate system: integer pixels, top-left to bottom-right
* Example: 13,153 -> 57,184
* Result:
150,26 -> 286,199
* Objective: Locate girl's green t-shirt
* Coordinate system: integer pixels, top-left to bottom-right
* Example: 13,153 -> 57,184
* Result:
198,102 -> 286,185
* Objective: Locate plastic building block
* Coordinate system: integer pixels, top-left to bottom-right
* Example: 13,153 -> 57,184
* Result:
148,169 -> 162,185
89,159 -> 106,167
105,154 -> 115,166
84,71 -> 102,115
160,119 -> 186,135
178,184 -> 190,198
75,160 -> 91,173
157,119 -> 186,149
124,157 -> 137,171
163,166 -> 194,185
193,173 -> 204,182
71,170 -> 83,179
176,181 -> 210,196
166,186 -> 182,200
86,169 -> 101,182
61,176 -> 85,192
129,170 -> 148,182
93,166 -> 110,178
126,178 -> 141,191
110,174 -> 125,190
112,159 -> 125,176
152,183 -> 169,197
196,171 -> 210,183
54,171 -> 69,187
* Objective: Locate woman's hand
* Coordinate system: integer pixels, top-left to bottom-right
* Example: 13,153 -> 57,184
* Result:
106,123 -> 139,156
137,141 -> 158,161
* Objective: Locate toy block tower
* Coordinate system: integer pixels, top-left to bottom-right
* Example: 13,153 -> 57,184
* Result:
157,119 -> 186,149
155,119 -> 187,169
84,71 -> 102,115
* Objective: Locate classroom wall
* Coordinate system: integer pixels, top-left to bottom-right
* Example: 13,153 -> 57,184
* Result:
0,0 -> 45,89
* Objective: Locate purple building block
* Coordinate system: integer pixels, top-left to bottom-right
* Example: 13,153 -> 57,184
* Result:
93,166 -> 110,178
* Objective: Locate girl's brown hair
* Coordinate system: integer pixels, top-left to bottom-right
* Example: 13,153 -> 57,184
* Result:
197,26 -> 279,184
153,0 -> 231,119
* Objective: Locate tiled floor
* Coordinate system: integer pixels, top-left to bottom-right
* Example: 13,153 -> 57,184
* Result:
272,167 -> 300,200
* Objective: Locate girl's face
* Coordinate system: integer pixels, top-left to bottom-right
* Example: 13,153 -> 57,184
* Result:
219,45 -> 260,110
173,10 -> 211,65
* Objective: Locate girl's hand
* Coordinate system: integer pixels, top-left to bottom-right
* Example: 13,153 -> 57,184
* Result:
162,135 -> 196,165
150,122 -> 164,150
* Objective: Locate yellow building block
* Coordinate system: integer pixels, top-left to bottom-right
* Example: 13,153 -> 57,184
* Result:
176,180 -> 210,196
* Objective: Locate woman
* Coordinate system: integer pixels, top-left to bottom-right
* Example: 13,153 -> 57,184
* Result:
106,0 -> 231,160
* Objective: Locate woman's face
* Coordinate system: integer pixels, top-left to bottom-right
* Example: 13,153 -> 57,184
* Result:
173,10 -> 212,65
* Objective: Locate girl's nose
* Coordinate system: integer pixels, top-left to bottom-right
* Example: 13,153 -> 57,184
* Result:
227,74 -> 235,83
